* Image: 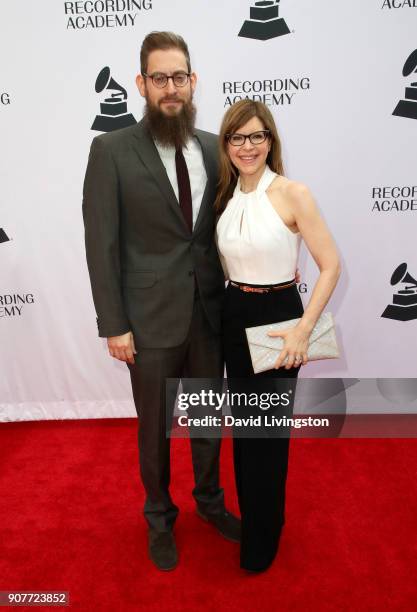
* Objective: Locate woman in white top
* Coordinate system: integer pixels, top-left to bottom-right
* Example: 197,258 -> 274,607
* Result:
216,100 -> 340,572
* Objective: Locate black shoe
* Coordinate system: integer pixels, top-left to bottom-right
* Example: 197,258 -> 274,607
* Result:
241,528 -> 282,573
196,508 -> 241,543
148,530 -> 178,571
244,565 -> 272,574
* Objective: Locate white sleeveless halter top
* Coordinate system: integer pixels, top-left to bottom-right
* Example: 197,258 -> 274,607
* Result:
216,165 -> 301,285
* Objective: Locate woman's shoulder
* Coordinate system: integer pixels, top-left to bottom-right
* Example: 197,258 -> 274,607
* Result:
267,176 -> 316,220
268,176 -> 311,199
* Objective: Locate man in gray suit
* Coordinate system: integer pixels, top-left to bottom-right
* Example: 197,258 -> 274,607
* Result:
82,31 -> 240,571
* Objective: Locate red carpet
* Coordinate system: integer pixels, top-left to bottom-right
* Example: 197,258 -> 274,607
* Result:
1,419 -> 417,611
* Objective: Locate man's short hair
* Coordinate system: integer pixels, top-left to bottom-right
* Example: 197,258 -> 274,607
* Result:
140,31 -> 191,74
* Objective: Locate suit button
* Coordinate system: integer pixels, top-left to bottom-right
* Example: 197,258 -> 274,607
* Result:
188,270 -> 194,276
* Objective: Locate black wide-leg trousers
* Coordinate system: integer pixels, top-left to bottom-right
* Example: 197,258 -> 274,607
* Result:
223,282 -> 304,571
127,294 -> 225,533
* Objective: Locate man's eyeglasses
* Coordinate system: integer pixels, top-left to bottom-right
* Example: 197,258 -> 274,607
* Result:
143,71 -> 191,88
226,130 -> 271,146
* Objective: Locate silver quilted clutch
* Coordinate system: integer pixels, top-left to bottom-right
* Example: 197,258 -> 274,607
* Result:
245,312 -> 339,374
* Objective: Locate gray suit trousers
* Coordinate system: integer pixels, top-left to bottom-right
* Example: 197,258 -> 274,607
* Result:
127,294 -> 225,532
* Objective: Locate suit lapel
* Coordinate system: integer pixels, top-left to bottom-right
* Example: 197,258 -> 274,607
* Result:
131,120 -> 188,230
194,130 -> 217,233
131,121 -> 218,234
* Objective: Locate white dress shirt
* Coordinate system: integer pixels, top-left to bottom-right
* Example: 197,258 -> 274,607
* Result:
154,137 -> 207,230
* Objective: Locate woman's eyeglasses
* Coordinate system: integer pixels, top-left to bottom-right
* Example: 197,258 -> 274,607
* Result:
226,130 -> 271,146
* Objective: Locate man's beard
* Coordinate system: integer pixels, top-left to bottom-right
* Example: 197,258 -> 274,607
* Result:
143,95 -> 196,149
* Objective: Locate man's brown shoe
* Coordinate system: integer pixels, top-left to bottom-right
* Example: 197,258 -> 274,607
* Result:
197,509 -> 241,543
148,530 -> 178,571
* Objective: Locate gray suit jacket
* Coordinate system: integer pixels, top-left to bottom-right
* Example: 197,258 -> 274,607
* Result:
82,119 -> 225,348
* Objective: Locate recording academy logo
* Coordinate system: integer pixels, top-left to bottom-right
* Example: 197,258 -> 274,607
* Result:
239,0 -> 291,40
393,49 -> 417,120
91,67 -> 136,132
381,0 -> 417,8
64,0 -> 152,30
1,92 -> 10,105
371,186 -> 417,212
222,77 -> 310,107
0,294 -> 35,318
381,263 -> 417,321
0,228 -> 10,244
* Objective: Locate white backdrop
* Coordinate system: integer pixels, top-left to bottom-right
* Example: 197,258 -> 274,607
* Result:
1,0 -> 416,421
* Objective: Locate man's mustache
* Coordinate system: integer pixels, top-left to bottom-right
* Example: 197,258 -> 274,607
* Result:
159,96 -> 183,103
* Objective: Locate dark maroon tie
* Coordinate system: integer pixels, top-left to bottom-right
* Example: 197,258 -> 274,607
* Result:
175,147 -> 193,233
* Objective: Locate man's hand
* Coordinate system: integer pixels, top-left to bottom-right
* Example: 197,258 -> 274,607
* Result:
107,331 -> 137,365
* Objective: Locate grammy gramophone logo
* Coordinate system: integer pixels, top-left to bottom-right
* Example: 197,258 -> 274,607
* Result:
238,0 -> 290,41
0,228 -> 10,244
381,263 -> 417,321
393,49 -> 417,120
91,66 -> 136,132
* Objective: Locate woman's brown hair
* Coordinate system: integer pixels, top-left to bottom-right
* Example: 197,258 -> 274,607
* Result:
214,100 -> 284,215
